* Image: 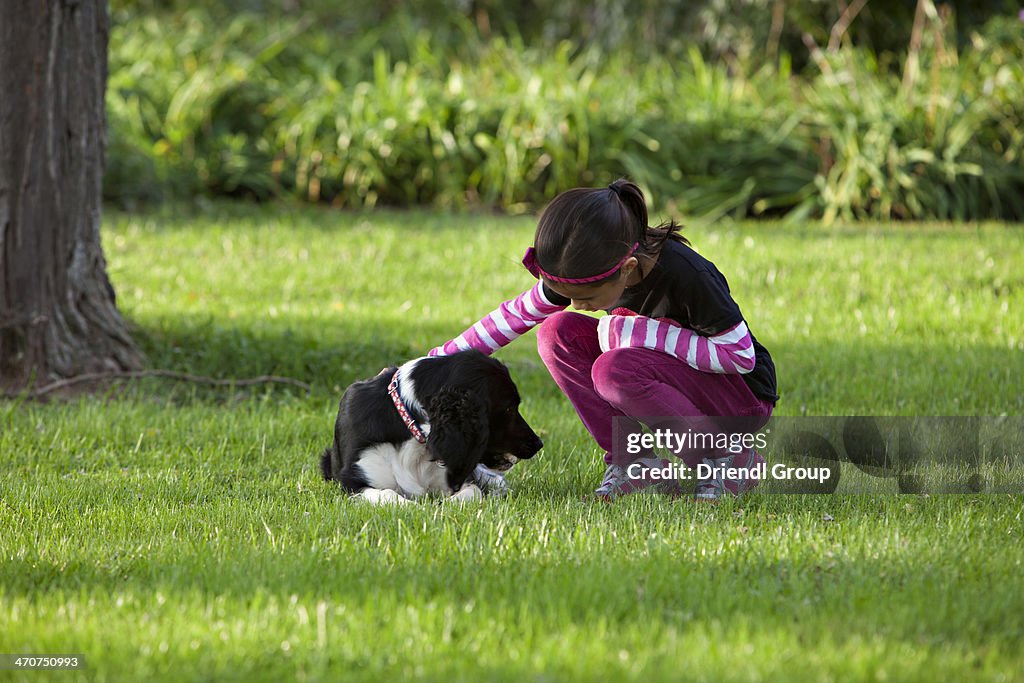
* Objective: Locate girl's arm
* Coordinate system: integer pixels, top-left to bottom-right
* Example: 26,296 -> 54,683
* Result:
597,313 -> 756,374
429,281 -> 567,357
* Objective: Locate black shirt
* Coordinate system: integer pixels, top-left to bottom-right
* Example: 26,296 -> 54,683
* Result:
543,239 -> 779,404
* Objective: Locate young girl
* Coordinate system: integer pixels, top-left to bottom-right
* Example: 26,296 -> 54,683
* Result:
429,179 -> 778,501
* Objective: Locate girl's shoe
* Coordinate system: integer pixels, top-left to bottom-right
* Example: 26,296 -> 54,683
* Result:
694,449 -> 765,501
594,457 -> 681,501
470,463 -> 509,497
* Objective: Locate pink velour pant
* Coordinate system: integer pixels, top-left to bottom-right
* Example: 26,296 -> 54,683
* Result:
536,311 -> 773,467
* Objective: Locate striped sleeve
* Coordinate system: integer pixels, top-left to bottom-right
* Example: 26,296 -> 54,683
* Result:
596,314 -> 756,374
429,281 -> 567,357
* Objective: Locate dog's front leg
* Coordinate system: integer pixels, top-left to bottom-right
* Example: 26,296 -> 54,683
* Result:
447,482 -> 483,503
357,488 -> 411,505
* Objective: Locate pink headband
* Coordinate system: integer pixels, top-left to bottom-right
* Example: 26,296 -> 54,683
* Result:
522,242 -> 639,284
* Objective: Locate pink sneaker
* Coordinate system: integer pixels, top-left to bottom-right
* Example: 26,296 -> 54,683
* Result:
694,449 -> 765,502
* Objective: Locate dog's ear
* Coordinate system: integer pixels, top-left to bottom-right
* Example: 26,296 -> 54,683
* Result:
425,386 -> 489,486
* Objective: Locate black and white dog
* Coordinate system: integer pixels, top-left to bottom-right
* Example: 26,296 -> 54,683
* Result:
319,350 -> 543,504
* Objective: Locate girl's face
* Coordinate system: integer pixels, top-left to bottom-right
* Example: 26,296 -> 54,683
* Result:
544,258 -> 639,312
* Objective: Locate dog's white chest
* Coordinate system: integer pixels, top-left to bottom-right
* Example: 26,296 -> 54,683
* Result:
355,440 -> 449,498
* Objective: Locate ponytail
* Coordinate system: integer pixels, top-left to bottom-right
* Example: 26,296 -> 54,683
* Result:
607,179 -> 649,232
607,178 -> 689,258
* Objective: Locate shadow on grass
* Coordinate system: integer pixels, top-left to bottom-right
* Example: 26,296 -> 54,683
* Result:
127,310 -> 1024,415
127,315 -> 455,397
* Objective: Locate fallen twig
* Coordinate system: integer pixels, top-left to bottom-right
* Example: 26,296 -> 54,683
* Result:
10,369 -> 312,398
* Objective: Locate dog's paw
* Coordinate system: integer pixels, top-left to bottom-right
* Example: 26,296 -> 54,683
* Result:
357,488 -> 411,505
447,483 -> 483,503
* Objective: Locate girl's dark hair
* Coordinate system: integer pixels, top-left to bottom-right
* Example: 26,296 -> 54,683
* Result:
533,178 -> 687,284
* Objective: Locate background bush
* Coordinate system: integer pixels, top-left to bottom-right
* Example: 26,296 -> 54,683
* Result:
105,2 -> 1024,221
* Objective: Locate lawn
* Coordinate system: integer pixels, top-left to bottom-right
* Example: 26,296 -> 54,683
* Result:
1,203 -> 1022,681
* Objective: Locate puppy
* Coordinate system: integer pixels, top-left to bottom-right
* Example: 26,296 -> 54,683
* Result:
319,350 -> 543,504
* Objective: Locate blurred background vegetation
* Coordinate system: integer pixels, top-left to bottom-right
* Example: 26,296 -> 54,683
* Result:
106,0 -> 1024,222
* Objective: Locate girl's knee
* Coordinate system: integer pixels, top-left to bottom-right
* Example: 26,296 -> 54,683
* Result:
536,311 -> 597,357
591,348 -> 647,405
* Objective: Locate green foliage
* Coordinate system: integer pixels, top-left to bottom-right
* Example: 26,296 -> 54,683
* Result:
801,16 -> 1024,222
105,8 -> 1024,221
111,0 -> 1021,67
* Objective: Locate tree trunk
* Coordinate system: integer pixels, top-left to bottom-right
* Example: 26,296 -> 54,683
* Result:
0,0 -> 141,392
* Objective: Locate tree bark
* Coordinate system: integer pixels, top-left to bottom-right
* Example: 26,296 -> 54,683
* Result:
0,0 -> 141,392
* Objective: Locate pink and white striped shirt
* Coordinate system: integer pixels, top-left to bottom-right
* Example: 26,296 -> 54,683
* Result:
429,283 -> 755,376
597,313 -> 756,374
428,281 -> 566,357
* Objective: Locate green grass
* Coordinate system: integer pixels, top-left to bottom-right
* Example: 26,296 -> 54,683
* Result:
1,203 -> 1023,681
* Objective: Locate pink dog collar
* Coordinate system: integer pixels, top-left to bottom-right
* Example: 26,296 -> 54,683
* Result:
388,370 -> 427,444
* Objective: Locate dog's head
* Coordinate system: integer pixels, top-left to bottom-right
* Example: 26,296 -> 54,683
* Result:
415,350 -> 543,490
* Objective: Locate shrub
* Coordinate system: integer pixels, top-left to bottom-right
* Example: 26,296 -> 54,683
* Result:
104,8 -> 1024,221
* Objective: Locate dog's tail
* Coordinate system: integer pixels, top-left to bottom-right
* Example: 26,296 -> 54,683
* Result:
319,444 -> 337,480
